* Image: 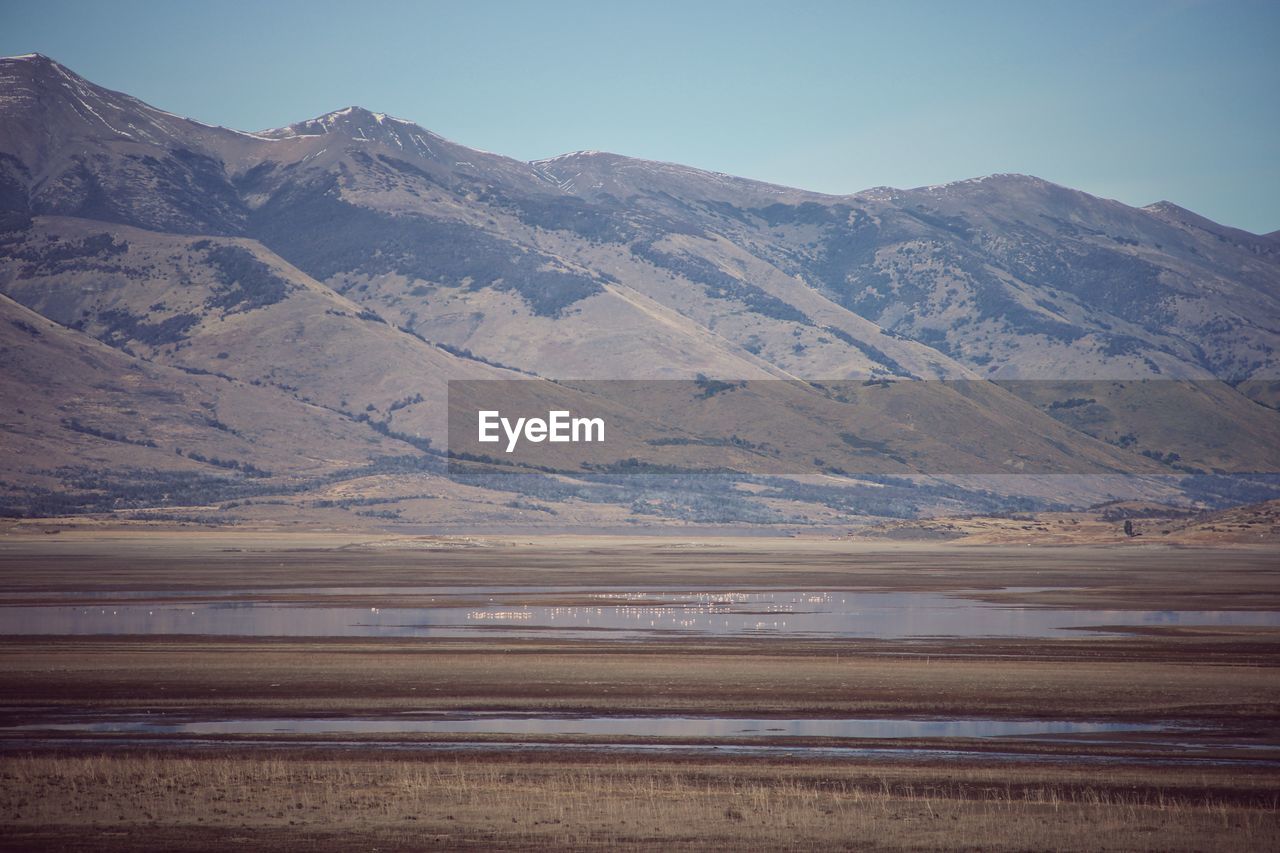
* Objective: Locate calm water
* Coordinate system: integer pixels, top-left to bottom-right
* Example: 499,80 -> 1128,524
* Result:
0,588 -> 1275,639
7,737 -> 1277,768
3,713 -> 1162,740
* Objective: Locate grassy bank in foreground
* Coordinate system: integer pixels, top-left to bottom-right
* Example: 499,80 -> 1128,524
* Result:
2,752 -> 1277,851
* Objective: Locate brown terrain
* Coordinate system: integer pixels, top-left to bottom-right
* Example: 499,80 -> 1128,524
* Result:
0,532 -> 1276,850
1,50 -> 1278,852
858,498 -> 1280,545
1,54 -> 1278,528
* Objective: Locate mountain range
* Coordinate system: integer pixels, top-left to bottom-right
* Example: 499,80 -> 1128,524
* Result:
1,53 -> 1277,530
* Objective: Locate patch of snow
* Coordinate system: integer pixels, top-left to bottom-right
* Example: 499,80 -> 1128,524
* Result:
220,127 -> 284,141
410,134 -> 435,156
145,102 -> 283,140
52,63 -> 133,138
532,150 -> 605,165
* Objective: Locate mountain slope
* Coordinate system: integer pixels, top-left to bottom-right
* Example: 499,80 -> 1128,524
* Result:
5,53 -> 1275,384
0,290 -> 399,509
1,53 -> 1277,527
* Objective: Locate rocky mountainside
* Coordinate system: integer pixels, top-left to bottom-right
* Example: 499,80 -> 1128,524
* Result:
1,54 -> 1277,528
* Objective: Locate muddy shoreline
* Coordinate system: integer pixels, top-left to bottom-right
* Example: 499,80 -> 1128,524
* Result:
1,536 -> 1277,849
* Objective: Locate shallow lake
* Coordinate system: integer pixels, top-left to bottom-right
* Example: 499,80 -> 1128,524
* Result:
3,712 -> 1162,740
0,587 -> 1276,639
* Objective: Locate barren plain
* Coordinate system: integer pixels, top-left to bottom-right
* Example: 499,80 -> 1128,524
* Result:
0,531 -> 1277,850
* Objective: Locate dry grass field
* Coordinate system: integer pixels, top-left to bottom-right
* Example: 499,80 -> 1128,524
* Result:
3,752 -> 1279,852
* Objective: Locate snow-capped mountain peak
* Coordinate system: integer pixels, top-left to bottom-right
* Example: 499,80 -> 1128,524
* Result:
257,106 -> 444,155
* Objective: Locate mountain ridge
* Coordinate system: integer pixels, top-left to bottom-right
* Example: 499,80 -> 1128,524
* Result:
1,53 -> 1277,528
10,53 -> 1269,236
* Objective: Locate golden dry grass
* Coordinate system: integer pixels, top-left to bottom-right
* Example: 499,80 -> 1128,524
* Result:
2,752 -> 1278,852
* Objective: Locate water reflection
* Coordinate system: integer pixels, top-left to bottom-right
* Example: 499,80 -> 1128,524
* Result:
5,713 -> 1161,740
0,589 -> 1275,640
7,736 -> 1278,768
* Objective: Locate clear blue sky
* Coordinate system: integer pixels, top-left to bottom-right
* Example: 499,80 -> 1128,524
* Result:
3,0 -> 1278,233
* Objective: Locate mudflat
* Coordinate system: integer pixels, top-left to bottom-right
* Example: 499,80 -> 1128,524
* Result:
0,532 -> 1277,850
